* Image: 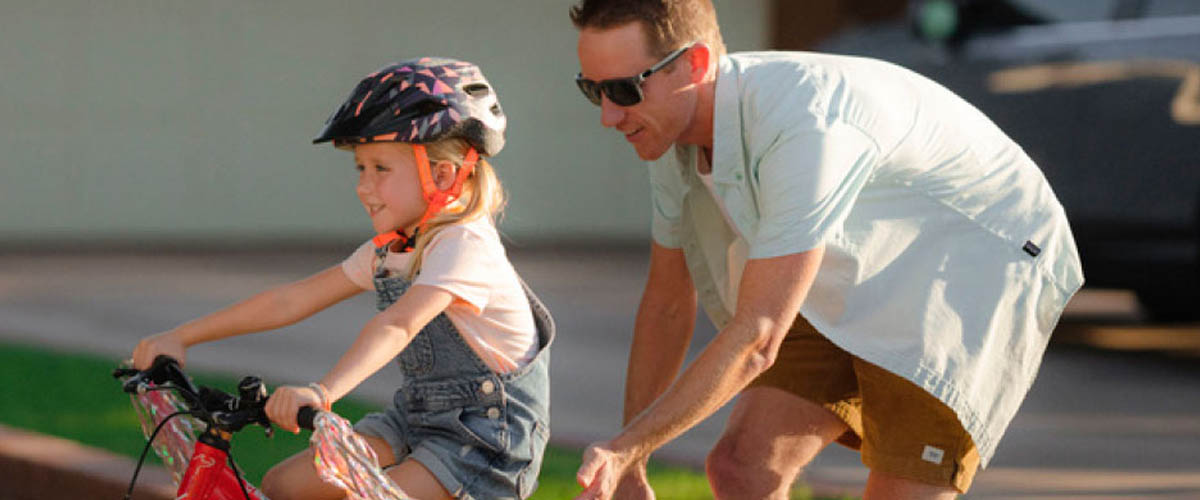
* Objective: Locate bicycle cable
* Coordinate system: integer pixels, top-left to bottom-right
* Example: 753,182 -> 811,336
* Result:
227,452 -> 254,500
124,409 -> 191,500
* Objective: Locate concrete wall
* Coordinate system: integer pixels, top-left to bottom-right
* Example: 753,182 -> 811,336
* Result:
0,1 -> 769,247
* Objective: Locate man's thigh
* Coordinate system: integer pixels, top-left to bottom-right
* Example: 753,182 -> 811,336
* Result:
746,313 -> 864,449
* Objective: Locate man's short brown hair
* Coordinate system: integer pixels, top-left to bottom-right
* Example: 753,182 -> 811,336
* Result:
570,0 -> 727,58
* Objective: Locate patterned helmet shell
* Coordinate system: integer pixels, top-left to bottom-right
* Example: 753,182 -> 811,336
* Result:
313,57 -> 506,156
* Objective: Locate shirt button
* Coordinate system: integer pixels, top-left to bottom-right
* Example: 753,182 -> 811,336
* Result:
480,380 -> 495,395
486,407 -> 500,419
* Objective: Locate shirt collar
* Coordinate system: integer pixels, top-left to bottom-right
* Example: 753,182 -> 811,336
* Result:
709,54 -> 745,186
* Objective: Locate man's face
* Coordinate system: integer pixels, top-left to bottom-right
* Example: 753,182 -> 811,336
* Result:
577,22 -> 696,161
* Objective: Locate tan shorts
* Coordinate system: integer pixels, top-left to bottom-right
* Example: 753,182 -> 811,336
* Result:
748,315 -> 981,493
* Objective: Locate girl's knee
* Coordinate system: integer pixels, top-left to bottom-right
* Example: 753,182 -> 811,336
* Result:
261,450 -> 329,500
260,463 -> 290,500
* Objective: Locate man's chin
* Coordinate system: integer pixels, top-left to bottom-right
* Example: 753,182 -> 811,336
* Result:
633,142 -> 671,162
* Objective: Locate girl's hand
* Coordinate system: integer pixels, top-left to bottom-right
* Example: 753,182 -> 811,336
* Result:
132,331 -> 188,370
265,385 -> 322,433
575,441 -> 641,500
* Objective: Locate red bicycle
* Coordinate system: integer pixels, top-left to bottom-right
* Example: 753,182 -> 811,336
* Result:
114,356 -> 406,500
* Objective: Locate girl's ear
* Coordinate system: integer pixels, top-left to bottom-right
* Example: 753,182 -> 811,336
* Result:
432,160 -> 458,191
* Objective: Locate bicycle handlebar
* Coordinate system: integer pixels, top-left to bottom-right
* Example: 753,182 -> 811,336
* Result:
113,355 -> 318,435
297,406 -> 317,431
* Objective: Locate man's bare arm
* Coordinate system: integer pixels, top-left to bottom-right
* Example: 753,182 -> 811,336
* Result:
624,242 -> 698,424
611,246 -> 824,459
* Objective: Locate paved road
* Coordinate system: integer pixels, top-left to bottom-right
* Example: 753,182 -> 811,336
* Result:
2,248 -> 1199,498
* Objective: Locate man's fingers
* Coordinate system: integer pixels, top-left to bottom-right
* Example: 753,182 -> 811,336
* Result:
575,463 -> 608,500
576,456 -> 603,488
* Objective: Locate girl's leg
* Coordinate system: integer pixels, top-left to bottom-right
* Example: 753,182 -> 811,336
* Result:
261,434 -> 399,500
385,459 -> 454,500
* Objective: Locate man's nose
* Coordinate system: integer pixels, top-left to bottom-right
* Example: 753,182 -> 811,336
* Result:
356,176 -> 372,196
600,97 -> 625,128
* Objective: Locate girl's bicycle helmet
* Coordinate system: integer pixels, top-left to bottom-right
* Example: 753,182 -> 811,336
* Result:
313,57 -> 506,156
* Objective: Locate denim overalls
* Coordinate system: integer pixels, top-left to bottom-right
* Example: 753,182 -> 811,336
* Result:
354,245 -> 553,499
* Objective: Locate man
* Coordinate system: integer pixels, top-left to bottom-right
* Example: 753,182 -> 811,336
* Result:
569,1 -> 1083,499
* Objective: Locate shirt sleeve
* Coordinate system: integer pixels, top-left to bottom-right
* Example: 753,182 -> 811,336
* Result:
749,121 -> 879,259
339,240 -> 376,290
648,150 -> 688,249
412,225 -> 497,313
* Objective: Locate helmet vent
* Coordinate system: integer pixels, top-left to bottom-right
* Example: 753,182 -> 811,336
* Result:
463,83 -> 491,97
410,100 -> 447,117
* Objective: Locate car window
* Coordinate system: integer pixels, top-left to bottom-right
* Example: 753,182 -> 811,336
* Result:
1010,0 -> 1200,21
1144,0 -> 1200,17
1008,0 -> 1118,22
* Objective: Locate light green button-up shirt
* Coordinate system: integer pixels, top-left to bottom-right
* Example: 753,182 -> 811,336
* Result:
648,52 -> 1084,465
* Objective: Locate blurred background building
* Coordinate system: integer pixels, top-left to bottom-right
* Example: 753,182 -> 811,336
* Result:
0,0 -> 771,247
2,0 -> 1197,318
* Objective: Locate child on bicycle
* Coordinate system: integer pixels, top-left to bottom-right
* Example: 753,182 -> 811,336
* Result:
132,57 -> 553,500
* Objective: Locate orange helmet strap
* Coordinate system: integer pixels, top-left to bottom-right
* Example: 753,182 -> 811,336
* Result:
412,144 -> 478,230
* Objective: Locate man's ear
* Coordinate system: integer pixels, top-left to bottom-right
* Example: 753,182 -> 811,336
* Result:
687,43 -> 712,84
432,160 -> 458,191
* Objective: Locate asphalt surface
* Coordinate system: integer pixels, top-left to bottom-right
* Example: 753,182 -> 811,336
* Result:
2,247 -> 1199,498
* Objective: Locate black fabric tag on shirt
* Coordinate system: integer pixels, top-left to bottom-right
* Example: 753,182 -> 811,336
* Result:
1023,241 -> 1041,257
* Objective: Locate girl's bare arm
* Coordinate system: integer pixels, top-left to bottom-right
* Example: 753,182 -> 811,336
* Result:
133,265 -> 362,369
319,284 -> 453,401
267,284 -> 454,431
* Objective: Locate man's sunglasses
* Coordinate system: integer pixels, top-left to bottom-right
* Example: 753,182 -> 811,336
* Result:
575,43 -> 694,107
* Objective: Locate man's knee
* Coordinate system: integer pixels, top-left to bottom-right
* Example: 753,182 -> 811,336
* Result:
705,432 -> 809,497
707,438 -> 759,495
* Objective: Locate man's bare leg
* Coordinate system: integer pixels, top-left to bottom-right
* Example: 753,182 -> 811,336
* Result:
706,386 -> 849,500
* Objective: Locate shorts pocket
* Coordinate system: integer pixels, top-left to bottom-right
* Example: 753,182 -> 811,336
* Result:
409,406 -> 505,455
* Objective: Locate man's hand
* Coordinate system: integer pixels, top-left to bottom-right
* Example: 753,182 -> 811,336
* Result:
613,459 -> 655,500
575,441 -> 643,500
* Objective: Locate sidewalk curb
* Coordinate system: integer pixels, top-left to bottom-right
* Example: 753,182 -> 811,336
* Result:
0,425 -> 175,500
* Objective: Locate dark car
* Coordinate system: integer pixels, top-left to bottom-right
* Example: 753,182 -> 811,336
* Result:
817,0 -> 1200,320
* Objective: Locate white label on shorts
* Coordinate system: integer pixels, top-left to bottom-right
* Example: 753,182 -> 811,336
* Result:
922,445 -> 945,464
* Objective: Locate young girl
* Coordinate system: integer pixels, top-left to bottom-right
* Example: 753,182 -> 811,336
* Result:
131,57 -> 553,500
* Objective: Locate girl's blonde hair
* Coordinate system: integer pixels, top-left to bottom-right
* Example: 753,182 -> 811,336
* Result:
405,137 -> 506,278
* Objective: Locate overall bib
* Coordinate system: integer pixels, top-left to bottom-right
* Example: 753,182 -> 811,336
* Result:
354,245 -> 554,499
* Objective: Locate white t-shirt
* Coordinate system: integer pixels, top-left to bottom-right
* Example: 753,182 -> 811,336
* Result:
341,217 -> 537,373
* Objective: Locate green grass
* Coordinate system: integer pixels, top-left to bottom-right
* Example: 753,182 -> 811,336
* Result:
0,341 -> 839,499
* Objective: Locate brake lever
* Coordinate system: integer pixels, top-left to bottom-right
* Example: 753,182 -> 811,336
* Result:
112,367 -> 140,379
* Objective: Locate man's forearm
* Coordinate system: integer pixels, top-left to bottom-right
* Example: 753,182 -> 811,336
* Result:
614,317 -> 777,460
610,249 -> 823,461
623,294 -> 697,424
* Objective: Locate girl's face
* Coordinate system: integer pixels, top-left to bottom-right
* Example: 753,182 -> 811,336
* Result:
353,142 -> 427,234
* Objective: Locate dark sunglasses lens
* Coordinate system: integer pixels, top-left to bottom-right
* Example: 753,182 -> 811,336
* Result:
576,78 -> 603,106
602,80 -> 643,106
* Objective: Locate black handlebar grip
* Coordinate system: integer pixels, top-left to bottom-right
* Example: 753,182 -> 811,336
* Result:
297,406 -> 317,431
151,355 -> 179,372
